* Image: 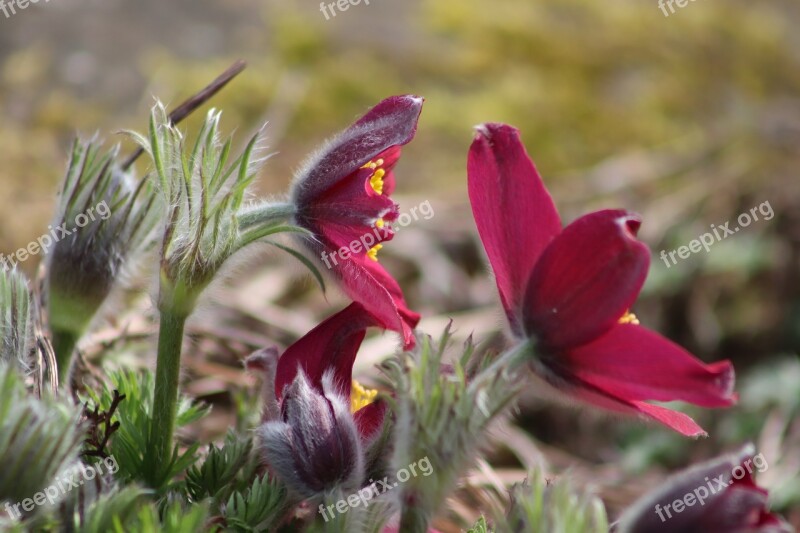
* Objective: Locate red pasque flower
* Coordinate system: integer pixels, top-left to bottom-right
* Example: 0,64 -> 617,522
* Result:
290,95 -> 424,349
272,302 -> 389,440
618,444 -> 792,533
467,122 -> 736,437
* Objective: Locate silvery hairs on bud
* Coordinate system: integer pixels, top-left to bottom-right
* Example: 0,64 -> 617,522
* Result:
46,138 -> 160,337
0,268 -> 35,373
257,370 -> 364,499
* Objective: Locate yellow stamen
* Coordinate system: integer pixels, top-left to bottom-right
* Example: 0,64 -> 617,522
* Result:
351,379 -> 378,413
367,244 -> 383,261
362,158 -> 388,195
375,218 -> 385,228
619,311 -> 640,325
369,168 -> 386,195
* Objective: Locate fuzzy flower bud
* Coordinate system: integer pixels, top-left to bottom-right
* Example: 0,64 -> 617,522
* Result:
129,103 -> 299,317
618,444 -> 792,533
45,139 -> 159,381
258,371 -> 364,498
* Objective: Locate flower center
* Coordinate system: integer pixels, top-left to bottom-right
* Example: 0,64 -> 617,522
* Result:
619,311 -> 640,325
351,379 -> 378,413
367,244 -> 383,261
362,158 -> 386,195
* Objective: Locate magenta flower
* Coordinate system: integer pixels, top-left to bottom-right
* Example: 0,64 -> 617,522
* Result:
618,445 -> 792,532
290,95 -> 424,349
249,303 -> 389,496
272,302 -> 389,440
467,123 -> 736,437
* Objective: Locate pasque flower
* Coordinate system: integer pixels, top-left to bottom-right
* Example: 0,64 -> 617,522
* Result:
467,123 -> 736,437
618,444 -> 792,532
289,95 -> 424,349
250,303 -> 388,497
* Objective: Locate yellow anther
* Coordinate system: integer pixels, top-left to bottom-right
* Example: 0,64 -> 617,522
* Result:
367,244 -> 383,261
375,218 -> 385,228
351,379 -> 378,413
369,168 -> 386,195
361,160 -> 378,170
619,311 -> 640,325
375,158 -> 384,167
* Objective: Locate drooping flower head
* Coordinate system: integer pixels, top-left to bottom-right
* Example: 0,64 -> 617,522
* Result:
249,303 -> 388,497
289,96 -> 424,349
618,444 -> 792,532
467,123 -> 736,437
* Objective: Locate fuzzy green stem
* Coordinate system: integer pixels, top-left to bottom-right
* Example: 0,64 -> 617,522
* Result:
145,307 -> 188,487
52,328 -> 79,387
467,339 -> 532,394
238,201 -> 296,229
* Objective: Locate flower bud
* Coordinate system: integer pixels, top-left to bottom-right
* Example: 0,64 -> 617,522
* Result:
258,371 -> 364,498
618,444 -> 792,533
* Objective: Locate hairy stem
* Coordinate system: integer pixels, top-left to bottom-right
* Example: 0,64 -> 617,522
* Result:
145,307 -> 187,487
52,328 -> 79,387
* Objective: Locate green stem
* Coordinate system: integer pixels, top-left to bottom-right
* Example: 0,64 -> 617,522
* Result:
238,201 -> 295,229
52,328 -> 79,387
467,339 -> 532,394
145,307 -> 187,487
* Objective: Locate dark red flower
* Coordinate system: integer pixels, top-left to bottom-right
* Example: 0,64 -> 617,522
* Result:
290,95 -> 424,349
618,445 -> 792,533
249,303 -> 389,496
467,123 -> 736,437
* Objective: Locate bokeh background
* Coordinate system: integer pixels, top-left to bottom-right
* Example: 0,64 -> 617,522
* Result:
1,0 -> 799,529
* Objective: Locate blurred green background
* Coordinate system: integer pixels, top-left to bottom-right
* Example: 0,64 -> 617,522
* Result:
1,0 -> 798,527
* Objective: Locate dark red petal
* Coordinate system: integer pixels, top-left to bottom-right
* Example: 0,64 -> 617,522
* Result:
617,445 -> 791,532
537,365 -> 709,436
334,253 -> 420,349
274,303 -> 380,400
301,235 -> 419,349
293,95 -> 423,205
353,399 -> 387,441
563,324 -> 737,407
467,123 -> 561,334
523,209 -> 649,350
309,165 -> 399,238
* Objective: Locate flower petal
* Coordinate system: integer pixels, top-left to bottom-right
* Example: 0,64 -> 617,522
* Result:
292,95 -> 423,205
353,399 -> 387,441
274,303 -> 380,400
467,123 -> 561,333
563,324 -> 737,407
529,358 -> 708,437
302,237 -> 420,349
523,209 -> 649,350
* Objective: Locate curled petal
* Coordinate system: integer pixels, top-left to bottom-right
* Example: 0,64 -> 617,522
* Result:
292,95 -> 423,205
523,209 -> 649,350
468,123 -> 561,333
563,324 -> 737,407
353,398 -> 388,442
274,303 -> 380,400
